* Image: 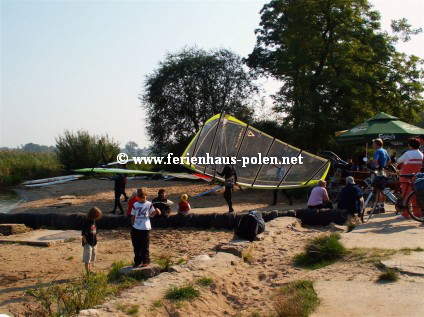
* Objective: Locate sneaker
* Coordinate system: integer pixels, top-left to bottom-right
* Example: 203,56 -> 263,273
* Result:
379,207 -> 386,213
368,207 -> 379,215
141,263 -> 149,267
133,263 -> 141,268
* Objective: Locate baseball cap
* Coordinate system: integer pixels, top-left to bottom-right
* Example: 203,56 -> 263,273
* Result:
346,176 -> 355,184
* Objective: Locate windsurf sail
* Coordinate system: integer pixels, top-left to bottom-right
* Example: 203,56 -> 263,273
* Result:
181,113 -> 330,189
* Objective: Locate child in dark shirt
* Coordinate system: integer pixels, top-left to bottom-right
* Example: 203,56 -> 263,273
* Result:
81,207 -> 102,272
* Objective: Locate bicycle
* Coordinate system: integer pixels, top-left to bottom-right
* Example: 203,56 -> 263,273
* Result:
361,169 -> 424,223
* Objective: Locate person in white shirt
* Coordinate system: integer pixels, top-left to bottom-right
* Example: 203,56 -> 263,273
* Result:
131,187 -> 160,267
397,138 -> 423,219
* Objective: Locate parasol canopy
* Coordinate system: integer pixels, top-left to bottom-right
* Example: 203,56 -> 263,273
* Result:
335,112 -> 424,146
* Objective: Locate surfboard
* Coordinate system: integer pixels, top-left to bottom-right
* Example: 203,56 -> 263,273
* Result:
22,175 -> 84,185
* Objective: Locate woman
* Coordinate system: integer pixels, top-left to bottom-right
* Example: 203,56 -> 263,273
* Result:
397,138 -> 423,219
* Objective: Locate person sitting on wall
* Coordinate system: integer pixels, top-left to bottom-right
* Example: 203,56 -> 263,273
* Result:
307,179 -> 333,209
337,176 -> 364,216
152,189 -> 174,217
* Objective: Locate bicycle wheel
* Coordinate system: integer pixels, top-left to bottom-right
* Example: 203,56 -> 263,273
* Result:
361,192 -> 377,223
405,191 -> 424,223
328,187 -> 340,203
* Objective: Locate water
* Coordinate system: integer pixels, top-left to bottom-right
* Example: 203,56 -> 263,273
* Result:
0,189 -> 25,213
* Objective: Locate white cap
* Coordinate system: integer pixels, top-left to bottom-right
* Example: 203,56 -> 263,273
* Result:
346,176 -> 355,184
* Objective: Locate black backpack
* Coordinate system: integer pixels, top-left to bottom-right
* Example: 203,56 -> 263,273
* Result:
235,211 -> 265,241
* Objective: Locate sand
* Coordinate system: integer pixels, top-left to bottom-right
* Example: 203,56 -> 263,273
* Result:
2,178 -> 424,316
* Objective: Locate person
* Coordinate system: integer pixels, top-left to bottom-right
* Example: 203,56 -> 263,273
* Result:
307,179 -> 332,209
111,173 -> 127,214
397,137 -> 423,219
127,191 -> 140,217
131,188 -> 160,267
152,189 -> 174,216
81,207 -> 102,272
390,151 -> 398,164
371,138 -> 390,213
178,194 -> 191,214
350,158 -> 359,171
419,134 -> 424,172
271,164 -> 293,206
217,163 -> 237,212
337,176 -> 364,216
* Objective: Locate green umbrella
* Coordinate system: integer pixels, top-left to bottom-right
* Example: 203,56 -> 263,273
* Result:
336,112 -> 424,146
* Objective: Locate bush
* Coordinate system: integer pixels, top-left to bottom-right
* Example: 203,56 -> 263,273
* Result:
107,261 -> 131,282
274,280 -> 319,317
164,284 -> 200,301
27,273 -> 114,316
378,268 -> 399,283
0,150 -> 63,186
293,233 -> 347,269
56,130 -> 119,170
196,277 -> 213,287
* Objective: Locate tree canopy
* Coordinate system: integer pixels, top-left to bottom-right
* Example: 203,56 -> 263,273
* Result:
248,0 -> 423,152
141,47 -> 258,155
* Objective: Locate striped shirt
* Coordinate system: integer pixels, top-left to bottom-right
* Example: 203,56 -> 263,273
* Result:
397,149 -> 423,165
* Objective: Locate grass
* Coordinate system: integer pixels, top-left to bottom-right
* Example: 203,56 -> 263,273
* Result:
27,273 -> 115,317
293,233 -> 347,269
154,254 -> 174,271
378,268 -> 400,283
274,280 -> 319,317
152,300 -> 163,308
117,303 -> 140,316
242,246 -> 255,264
348,247 -> 423,265
107,260 -> 131,282
196,277 -> 213,287
164,284 -> 200,301
0,150 -> 63,187
176,258 -> 186,265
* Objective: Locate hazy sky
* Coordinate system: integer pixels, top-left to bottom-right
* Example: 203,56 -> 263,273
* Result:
1,0 -> 423,148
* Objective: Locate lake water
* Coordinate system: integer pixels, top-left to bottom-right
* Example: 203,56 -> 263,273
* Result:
0,189 -> 25,213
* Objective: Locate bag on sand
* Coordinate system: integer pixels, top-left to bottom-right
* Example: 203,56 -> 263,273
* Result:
234,211 -> 265,242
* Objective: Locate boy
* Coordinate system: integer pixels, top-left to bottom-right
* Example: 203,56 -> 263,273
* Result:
82,207 -> 102,272
131,188 -> 160,267
178,194 -> 191,214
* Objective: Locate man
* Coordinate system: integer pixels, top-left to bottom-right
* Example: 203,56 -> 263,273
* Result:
111,173 -> 127,214
217,163 -> 237,212
307,179 -> 332,209
397,138 -> 423,219
272,164 -> 293,206
337,176 -> 364,216
152,189 -> 174,216
371,138 -> 390,213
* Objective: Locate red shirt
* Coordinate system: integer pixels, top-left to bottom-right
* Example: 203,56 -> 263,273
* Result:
127,196 -> 140,216
178,201 -> 190,213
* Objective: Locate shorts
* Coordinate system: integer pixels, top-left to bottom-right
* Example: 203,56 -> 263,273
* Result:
82,244 -> 97,263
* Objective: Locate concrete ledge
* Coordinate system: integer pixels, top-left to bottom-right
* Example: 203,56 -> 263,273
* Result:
0,223 -> 32,236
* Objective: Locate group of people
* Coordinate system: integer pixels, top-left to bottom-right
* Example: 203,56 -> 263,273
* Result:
306,136 -> 424,219
81,135 -> 424,271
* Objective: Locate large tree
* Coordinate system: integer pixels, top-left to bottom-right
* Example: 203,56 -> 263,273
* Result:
248,0 -> 423,152
141,47 -> 258,155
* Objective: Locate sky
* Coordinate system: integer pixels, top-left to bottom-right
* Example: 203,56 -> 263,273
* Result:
1,0 -> 423,149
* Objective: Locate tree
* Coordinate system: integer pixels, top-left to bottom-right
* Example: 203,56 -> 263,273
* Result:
141,47 -> 258,155
124,141 -> 139,157
55,130 -> 120,170
248,0 -> 424,152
